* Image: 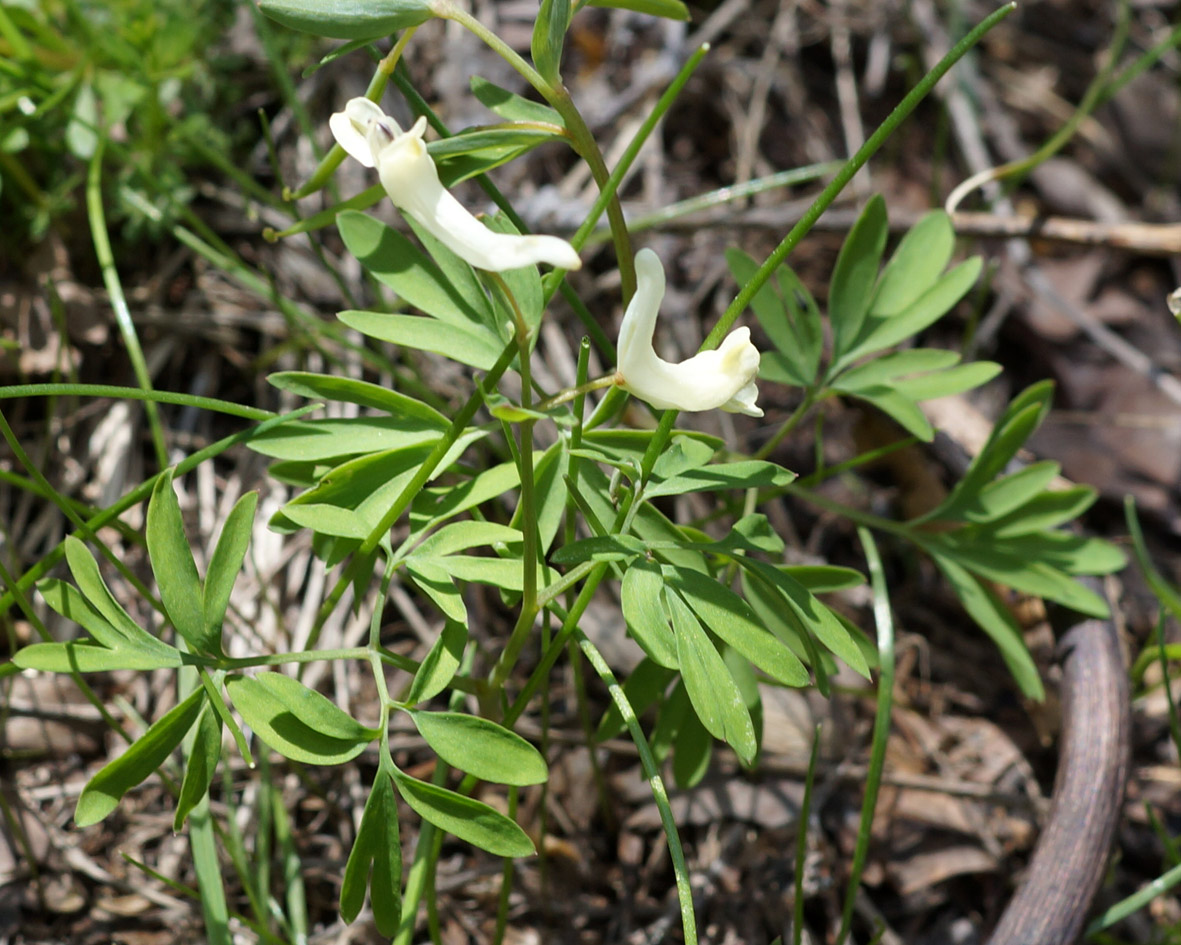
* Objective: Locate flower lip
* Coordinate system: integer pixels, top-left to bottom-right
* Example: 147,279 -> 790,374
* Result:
616,248 -> 763,417
329,97 -> 581,274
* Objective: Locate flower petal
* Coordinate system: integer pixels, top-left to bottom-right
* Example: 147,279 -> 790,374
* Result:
617,249 -> 761,416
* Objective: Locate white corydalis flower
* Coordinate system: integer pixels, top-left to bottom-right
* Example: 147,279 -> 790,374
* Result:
616,248 -> 762,417
329,97 -> 581,273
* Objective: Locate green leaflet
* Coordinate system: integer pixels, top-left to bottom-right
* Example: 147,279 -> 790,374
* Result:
202,491 -> 258,653
340,771 -> 401,936
407,710 -> 547,785
175,700 -> 222,831
148,470 -> 214,655
15,640 -> 182,673
405,620 -> 468,706
76,688 -> 205,827
258,0 -> 433,40
226,673 -> 378,765
665,590 -> 757,765
392,770 -> 535,857
666,567 -> 808,687
621,561 -> 678,669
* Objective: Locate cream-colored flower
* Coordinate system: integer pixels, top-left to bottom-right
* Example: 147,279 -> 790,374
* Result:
615,249 -> 762,417
330,97 -> 581,273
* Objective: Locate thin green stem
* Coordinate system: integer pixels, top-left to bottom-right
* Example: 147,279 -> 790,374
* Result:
706,3 -> 1016,350
87,142 -> 168,470
547,86 -> 635,299
561,43 -> 713,254
753,390 -> 821,460
220,648 -> 372,670
536,373 -> 617,411
438,3 -> 635,297
582,161 -> 845,246
945,2 -> 1130,213
0,383 -> 275,421
306,339 -> 518,654
837,529 -> 896,944
575,627 -> 696,945
0,404 -> 319,615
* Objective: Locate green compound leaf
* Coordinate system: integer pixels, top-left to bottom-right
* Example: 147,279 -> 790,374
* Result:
202,491 -> 258,653
407,710 -> 548,785
392,771 -> 535,857
175,699 -> 222,832
76,688 -> 205,827
621,560 -> 678,669
341,772 -> 402,936
257,0 -> 433,39
932,553 -> 1044,701
666,590 -> 757,765
666,568 -> 808,687
405,620 -> 467,706
226,673 -> 378,765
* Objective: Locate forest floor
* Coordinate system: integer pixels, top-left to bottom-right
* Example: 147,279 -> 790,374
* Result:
3,0 -> 1181,943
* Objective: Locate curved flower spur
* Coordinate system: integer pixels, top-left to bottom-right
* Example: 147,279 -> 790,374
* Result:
330,97 -> 582,273
615,249 -> 763,417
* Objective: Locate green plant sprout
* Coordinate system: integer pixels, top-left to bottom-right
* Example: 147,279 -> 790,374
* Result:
4,1 -> 1134,943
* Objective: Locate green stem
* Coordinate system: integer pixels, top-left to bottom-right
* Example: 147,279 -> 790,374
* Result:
836,529 -> 896,944
87,142 -> 168,470
535,373 -> 617,411
0,383 -> 274,421
220,647 -> 373,670
489,301 -> 540,689
0,404 -> 319,615
704,2 -> 1017,351
547,85 -> 635,299
574,628 -> 697,945
753,390 -> 821,460
438,3 -> 634,298
945,2 -> 1129,212
582,160 -> 845,246
306,339 -> 518,654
